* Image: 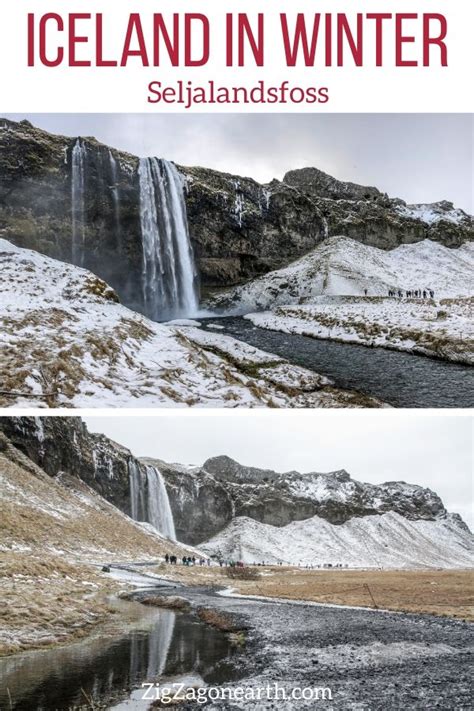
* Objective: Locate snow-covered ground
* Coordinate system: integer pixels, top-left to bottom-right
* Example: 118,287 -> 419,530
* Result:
204,237 -> 474,363
0,239 -> 377,408
206,237 -> 474,312
201,512 -> 474,569
246,296 -> 474,364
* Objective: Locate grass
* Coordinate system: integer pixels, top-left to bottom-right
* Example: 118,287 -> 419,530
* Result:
225,566 -> 261,581
0,442 -> 197,656
0,551 -> 120,655
196,607 -> 243,633
137,595 -> 191,612
161,565 -> 474,622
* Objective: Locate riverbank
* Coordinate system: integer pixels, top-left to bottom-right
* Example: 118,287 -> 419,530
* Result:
151,565 -> 474,622
128,580 -> 473,710
3,563 -> 472,658
199,316 -> 474,408
0,240 -> 382,409
245,296 -> 474,365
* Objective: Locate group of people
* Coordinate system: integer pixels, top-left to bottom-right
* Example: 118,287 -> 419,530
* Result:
303,562 -> 349,569
164,554 -> 211,566
217,559 -> 246,568
387,288 -> 434,298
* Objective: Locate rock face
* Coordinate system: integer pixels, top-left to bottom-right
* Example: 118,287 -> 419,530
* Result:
0,416 -> 133,513
0,119 -> 144,313
147,454 -> 463,545
0,419 -> 468,548
0,118 -> 471,316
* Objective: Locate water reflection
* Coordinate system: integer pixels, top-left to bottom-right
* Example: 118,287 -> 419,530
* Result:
0,602 -> 235,710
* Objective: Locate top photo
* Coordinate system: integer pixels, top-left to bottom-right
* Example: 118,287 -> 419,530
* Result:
0,113 -> 472,409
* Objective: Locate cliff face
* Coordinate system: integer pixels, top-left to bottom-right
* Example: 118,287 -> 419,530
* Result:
0,419 -> 467,548
0,120 -> 144,313
0,416 -> 133,513
1,118 -> 471,315
145,454 -> 457,545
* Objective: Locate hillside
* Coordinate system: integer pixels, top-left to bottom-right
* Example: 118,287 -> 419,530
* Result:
0,239 -> 378,408
203,236 -> 474,364
201,513 -> 473,569
206,236 -> 474,312
0,432 -> 193,654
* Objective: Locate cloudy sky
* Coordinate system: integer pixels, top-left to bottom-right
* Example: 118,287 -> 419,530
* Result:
84,413 -> 473,529
6,113 -> 473,212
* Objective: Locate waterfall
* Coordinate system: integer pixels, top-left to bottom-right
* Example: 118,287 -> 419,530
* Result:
71,138 -> 87,265
109,150 -> 122,253
129,460 -> 147,521
138,157 -> 198,321
145,465 -> 177,540
128,460 -> 176,540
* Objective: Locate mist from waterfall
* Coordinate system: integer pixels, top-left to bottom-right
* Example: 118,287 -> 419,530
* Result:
129,460 -> 176,541
71,139 -> 87,266
138,157 -> 199,321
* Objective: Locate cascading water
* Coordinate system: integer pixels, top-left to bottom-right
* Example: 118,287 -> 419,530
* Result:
145,465 -> 176,540
71,138 -> 87,265
129,460 -> 147,521
109,150 -> 122,253
128,460 -> 176,540
138,157 -> 199,321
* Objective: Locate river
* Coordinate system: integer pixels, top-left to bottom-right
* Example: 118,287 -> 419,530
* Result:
199,317 -> 474,408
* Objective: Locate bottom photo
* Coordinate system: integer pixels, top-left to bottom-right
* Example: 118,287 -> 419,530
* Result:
0,413 -> 472,710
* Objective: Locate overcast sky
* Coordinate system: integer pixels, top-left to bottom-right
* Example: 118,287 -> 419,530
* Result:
5,113 -> 473,212
83,413 -> 473,529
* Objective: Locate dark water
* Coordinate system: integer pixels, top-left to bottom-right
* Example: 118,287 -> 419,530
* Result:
200,317 -> 474,408
0,601 -> 236,711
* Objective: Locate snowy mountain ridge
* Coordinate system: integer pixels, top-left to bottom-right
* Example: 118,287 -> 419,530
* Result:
201,512 -> 473,569
153,454 -> 470,547
394,201 -> 470,226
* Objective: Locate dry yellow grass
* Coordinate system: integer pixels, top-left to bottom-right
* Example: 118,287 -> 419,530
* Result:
0,552 -> 121,655
0,439 -> 194,656
161,566 -> 474,622
0,442 -> 191,563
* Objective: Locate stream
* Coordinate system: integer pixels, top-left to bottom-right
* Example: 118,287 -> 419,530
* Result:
199,317 -> 474,408
0,599 -> 237,711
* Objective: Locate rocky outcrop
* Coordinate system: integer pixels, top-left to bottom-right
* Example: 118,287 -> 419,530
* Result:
0,119 -> 143,312
0,419 -> 468,548
0,118 -> 471,316
284,167 -> 385,202
0,416 -> 133,513
147,454 -> 463,545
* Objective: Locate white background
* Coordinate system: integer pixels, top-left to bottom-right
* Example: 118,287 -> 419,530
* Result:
1,0 -> 473,112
